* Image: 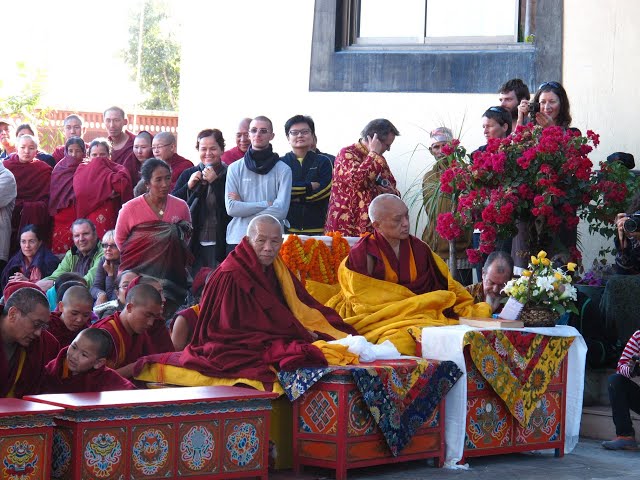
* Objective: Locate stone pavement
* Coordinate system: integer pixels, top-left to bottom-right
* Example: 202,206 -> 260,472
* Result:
271,438 -> 640,479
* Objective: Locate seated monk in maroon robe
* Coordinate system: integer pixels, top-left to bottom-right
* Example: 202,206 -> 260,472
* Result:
0,283 -> 60,398
48,285 -> 93,348
325,194 -> 491,355
134,214 -> 358,391
92,283 -> 173,379
42,328 -> 135,393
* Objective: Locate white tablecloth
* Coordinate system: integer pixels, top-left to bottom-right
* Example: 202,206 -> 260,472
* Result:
421,324 -> 587,466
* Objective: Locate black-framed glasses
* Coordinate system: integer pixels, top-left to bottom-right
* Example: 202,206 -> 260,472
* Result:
538,81 -> 561,90
288,129 -> 311,137
19,310 -> 49,331
102,243 -> 117,249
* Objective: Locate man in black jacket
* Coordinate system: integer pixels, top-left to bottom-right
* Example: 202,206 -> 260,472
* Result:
280,115 -> 332,235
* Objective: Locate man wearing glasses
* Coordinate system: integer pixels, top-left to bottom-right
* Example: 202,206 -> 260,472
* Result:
1,283 -> 59,397
280,114 -> 332,235
221,117 -> 252,166
224,116 -> 292,252
151,131 -> 194,190
466,251 -> 514,313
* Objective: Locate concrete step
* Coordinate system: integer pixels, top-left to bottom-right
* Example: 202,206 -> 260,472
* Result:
583,368 -> 616,406
581,405 -> 640,440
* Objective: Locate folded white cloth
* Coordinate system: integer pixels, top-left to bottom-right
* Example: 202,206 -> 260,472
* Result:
329,334 -> 402,362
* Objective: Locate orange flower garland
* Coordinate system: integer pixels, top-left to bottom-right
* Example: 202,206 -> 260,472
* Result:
280,232 -> 351,285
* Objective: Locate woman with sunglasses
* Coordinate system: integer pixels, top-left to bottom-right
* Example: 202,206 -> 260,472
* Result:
517,81 -> 573,129
90,230 -> 121,306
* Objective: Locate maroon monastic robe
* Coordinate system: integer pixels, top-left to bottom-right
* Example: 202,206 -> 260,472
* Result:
3,156 -> 52,253
42,347 -> 135,393
1,330 -> 60,398
109,131 -> 136,166
166,153 -> 194,190
221,146 -> 245,165
47,311 -> 90,349
92,311 -> 174,369
134,238 -> 357,387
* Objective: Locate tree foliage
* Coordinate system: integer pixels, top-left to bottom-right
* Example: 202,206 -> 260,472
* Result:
123,0 -> 181,111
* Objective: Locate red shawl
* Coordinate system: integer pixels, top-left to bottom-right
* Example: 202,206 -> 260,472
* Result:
49,155 -> 82,216
109,131 -> 136,166
348,231 -> 448,295
167,153 -> 194,190
92,311 -> 173,369
73,156 -> 133,218
135,238 -> 356,385
122,153 -> 143,187
3,157 -> 52,249
42,347 -> 136,393
119,221 -> 193,305
1,330 -> 60,398
48,311 -> 90,349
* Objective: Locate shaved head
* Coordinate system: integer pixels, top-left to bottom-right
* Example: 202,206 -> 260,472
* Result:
247,215 -> 283,268
125,284 -> 162,306
76,328 -> 113,359
369,194 -> 411,243
154,131 -> 176,145
62,285 -> 94,307
368,194 -> 405,223
247,214 -> 283,239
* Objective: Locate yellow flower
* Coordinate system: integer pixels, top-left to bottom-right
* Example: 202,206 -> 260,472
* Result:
531,256 -> 539,265
522,270 -> 532,277
537,250 -> 547,259
541,258 -> 551,266
554,272 -> 563,280
567,262 -> 577,272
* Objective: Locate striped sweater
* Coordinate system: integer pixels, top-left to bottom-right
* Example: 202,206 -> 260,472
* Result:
617,330 -> 640,378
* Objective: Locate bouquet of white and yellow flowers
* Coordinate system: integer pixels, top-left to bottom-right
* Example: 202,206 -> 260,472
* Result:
503,250 -> 579,318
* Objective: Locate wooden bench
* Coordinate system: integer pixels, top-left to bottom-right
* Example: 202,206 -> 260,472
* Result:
25,386 -> 277,480
0,398 -> 64,480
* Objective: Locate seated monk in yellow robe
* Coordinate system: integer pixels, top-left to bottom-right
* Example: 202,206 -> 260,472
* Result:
326,194 -> 491,355
134,214 -> 358,392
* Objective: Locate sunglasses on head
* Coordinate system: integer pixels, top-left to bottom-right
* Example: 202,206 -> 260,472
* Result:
538,81 -> 561,90
488,106 -> 507,113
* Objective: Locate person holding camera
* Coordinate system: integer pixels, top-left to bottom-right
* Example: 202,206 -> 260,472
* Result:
614,205 -> 640,275
602,330 -> 640,450
516,81 -> 573,129
172,129 -> 231,274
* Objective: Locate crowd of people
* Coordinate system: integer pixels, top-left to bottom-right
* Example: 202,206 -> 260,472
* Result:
1,77 -> 640,452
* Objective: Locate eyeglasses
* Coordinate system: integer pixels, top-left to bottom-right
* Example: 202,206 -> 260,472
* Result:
102,243 -> 117,249
288,129 -> 311,137
19,310 -> 49,331
152,143 -> 171,150
538,81 -> 561,90
488,106 -> 507,113
249,128 -> 270,135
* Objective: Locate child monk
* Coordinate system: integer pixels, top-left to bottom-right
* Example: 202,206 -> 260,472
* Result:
92,283 -> 171,379
42,328 -> 134,393
48,285 -> 94,348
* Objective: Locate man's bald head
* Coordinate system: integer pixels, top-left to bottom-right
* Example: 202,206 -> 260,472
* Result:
247,215 -> 284,268
369,194 -> 411,243
125,284 -> 163,306
152,132 -> 177,160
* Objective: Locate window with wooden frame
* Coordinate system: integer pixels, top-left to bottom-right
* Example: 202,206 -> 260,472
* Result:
309,0 -> 562,93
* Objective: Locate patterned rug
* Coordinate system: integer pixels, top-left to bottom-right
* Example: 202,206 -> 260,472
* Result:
277,358 -> 462,456
463,330 -> 574,426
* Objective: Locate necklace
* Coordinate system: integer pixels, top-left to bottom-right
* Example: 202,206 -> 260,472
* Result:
145,193 -> 166,217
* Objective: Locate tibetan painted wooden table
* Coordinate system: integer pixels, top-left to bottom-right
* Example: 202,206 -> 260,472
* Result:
421,325 -> 587,466
25,385 -> 277,480
279,358 -> 462,480
0,398 -> 64,480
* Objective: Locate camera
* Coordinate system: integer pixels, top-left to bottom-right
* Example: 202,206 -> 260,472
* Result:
528,101 -> 540,120
375,174 -> 390,188
631,355 -> 640,377
623,212 -> 640,233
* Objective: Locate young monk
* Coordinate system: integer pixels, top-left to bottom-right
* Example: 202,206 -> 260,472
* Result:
48,285 -> 94,348
42,328 -> 135,393
92,283 -> 171,378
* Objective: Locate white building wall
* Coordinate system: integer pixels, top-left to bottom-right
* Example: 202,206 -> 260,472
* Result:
178,0 -> 640,266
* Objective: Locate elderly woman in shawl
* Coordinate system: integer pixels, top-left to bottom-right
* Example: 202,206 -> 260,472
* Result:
0,224 -> 60,291
3,134 -> 52,255
73,139 -> 133,240
115,158 -> 193,317
50,137 -> 86,254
